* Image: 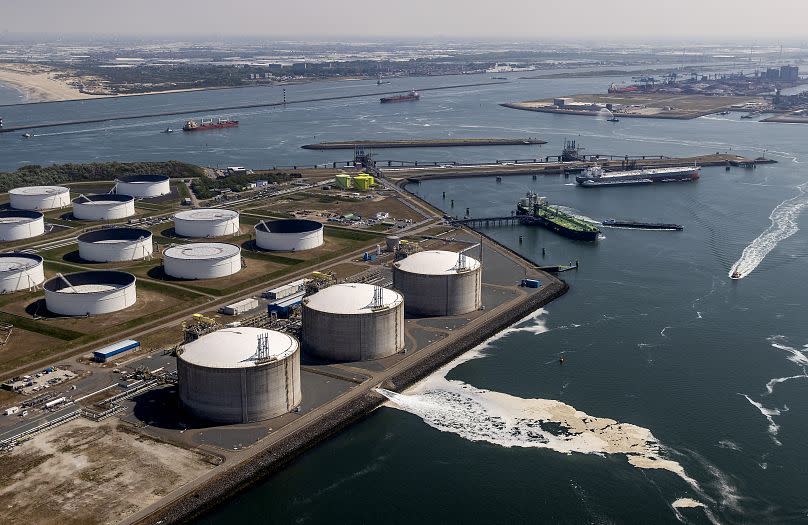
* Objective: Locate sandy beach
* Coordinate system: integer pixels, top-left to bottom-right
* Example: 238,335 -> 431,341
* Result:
0,64 -> 97,102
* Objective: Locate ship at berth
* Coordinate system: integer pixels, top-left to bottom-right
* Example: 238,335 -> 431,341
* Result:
576,165 -> 700,187
517,192 -> 600,241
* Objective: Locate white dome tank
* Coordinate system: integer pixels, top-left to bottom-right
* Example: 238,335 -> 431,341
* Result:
77,228 -> 153,262
393,250 -> 481,316
177,327 -> 302,423
163,242 -> 242,280
72,194 -> 135,221
0,210 -> 45,241
302,283 -> 404,361
0,253 -> 45,293
115,175 -> 171,198
43,270 -> 137,316
9,186 -> 70,211
173,208 -> 239,238
255,219 -> 324,252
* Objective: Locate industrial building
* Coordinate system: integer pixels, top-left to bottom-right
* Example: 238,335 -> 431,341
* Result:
77,228 -> 153,262
220,297 -> 260,316
263,278 -> 309,300
173,208 -> 240,238
268,291 -> 304,318
72,194 -> 136,221
114,174 -> 171,198
255,219 -> 324,252
177,327 -> 302,423
0,253 -> 45,293
163,242 -> 242,280
43,270 -> 137,316
0,210 -> 45,241
93,339 -> 140,362
9,186 -> 70,211
302,283 -> 404,361
393,250 -> 482,316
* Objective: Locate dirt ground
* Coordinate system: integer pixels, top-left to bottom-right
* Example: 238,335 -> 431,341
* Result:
0,327 -> 63,376
0,419 -> 216,525
249,190 -> 423,223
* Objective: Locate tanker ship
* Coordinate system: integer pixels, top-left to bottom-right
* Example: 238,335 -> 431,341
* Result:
576,165 -> 700,187
517,192 -> 600,241
183,117 -> 239,132
380,90 -> 420,103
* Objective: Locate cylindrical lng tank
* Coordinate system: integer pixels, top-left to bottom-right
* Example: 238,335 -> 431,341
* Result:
163,243 -> 241,280
0,253 -> 45,293
72,194 -> 135,221
9,186 -> 70,211
393,250 -> 482,316
115,175 -> 171,198
177,327 -> 302,424
77,228 -> 153,262
0,210 -> 45,241
43,270 -> 136,316
173,209 -> 239,238
255,219 -> 324,252
302,283 -> 404,361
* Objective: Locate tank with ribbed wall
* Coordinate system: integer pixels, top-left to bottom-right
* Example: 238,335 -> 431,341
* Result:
392,250 -> 481,316
0,210 -> 45,241
72,194 -> 135,221
77,228 -> 153,262
43,270 -> 136,316
0,253 -> 45,293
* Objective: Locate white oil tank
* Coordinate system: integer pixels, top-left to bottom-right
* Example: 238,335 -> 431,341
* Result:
72,194 -> 135,221
392,250 -> 481,316
163,242 -> 242,280
115,175 -> 171,198
9,186 -> 70,211
77,228 -> 153,262
43,270 -> 137,316
173,209 -> 239,238
0,253 -> 45,293
255,219 -> 324,251
0,210 -> 45,241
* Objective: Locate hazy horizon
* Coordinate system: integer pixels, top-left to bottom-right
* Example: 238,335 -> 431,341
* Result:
3,0 -> 808,41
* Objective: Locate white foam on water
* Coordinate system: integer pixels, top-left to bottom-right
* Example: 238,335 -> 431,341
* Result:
377,309 -> 707,514
729,182 -> 808,279
768,335 -> 808,367
673,498 -> 707,508
740,394 -> 782,446
717,440 -> 741,452
764,374 -> 807,395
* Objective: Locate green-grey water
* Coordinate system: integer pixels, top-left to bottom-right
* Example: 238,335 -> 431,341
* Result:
2,73 -> 807,523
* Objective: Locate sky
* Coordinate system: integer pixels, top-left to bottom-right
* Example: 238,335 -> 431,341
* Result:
1,0 -> 807,41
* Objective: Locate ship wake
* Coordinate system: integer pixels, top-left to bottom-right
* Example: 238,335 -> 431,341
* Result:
729,182 -> 808,279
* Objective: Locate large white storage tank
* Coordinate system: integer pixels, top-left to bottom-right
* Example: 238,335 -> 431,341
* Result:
177,327 -> 302,423
163,243 -> 241,280
72,194 -> 135,221
302,283 -> 404,361
255,219 -> 324,252
9,186 -> 70,211
0,253 -> 45,293
77,228 -> 153,262
173,209 -> 239,238
0,210 -> 45,241
43,270 -> 136,316
115,175 -> 171,198
393,250 -> 481,316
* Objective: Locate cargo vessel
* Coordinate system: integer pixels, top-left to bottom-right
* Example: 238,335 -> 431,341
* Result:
602,219 -> 683,230
576,165 -> 699,187
183,117 -> 239,132
517,192 -> 600,241
380,90 -> 419,104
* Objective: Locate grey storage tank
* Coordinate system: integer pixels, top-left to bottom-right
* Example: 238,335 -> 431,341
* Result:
177,327 -> 301,424
392,250 -> 481,316
302,283 -> 404,361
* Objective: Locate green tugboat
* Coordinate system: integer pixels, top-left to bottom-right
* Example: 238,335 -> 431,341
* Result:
517,192 -> 600,241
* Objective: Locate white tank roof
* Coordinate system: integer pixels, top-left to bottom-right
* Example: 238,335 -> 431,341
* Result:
174,209 -> 238,221
395,250 -> 481,275
305,283 -> 402,314
164,243 -> 240,260
10,185 -> 69,196
0,255 -> 41,272
180,327 -> 297,368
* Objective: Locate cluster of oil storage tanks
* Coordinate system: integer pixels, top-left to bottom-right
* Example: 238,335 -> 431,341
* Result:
177,249 -> 482,425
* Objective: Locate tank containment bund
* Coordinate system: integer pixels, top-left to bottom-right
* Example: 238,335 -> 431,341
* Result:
77,228 -> 153,262
43,270 -> 136,316
255,219 -> 324,252
302,283 -> 404,361
163,243 -> 242,280
115,174 -> 171,198
9,186 -> 70,211
0,210 -> 45,241
72,194 -> 135,221
393,250 -> 482,316
173,209 -> 239,238
0,253 -> 45,293
177,327 -> 301,423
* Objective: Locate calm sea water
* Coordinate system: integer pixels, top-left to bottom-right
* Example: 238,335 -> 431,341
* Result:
2,73 -> 807,524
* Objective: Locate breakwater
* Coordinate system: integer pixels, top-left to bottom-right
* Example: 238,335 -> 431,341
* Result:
301,138 -> 547,150
0,82 -> 505,133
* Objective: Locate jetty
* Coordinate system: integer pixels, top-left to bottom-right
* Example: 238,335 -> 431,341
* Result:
301,138 -> 547,150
